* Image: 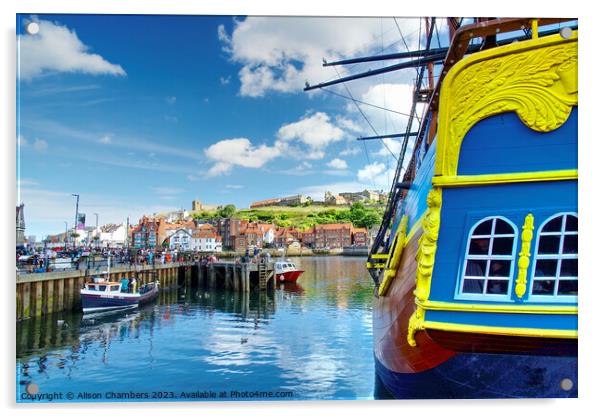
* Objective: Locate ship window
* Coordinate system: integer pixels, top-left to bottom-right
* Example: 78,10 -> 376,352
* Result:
530,213 -> 578,298
98,285 -> 107,291
459,217 -> 517,298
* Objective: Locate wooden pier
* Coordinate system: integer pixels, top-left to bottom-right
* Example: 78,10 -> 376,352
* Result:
16,261 -> 275,320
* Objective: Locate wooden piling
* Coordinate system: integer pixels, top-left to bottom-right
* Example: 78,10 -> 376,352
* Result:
209,265 -> 216,289
16,260 -> 273,320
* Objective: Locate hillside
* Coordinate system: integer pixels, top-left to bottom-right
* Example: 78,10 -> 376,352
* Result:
191,203 -> 384,230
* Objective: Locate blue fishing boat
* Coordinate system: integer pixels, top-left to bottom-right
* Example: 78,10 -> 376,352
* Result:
306,17 -> 577,398
80,279 -> 159,313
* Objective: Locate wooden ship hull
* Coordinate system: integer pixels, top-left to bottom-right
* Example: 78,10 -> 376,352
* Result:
367,19 -> 578,399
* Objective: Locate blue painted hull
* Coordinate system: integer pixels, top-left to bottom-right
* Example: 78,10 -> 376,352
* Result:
81,294 -> 138,312
81,286 -> 158,313
374,352 -> 577,399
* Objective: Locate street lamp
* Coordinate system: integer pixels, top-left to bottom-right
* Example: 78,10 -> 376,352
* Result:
72,194 -> 79,249
64,221 -> 68,245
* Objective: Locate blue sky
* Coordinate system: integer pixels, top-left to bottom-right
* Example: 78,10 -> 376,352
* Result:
17,14 -> 442,239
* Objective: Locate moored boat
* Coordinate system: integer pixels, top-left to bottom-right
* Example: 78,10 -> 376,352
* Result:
80,278 -> 159,313
274,260 -> 304,283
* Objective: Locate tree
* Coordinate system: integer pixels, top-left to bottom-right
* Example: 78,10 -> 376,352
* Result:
359,211 -> 381,229
218,204 -> 237,218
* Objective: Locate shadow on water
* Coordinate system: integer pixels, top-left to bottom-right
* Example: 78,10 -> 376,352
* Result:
17,287 -> 278,359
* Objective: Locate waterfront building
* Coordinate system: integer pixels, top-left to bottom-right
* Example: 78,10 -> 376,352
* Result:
217,218 -> 246,250
274,227 -> 301,248
168,228 -> 193,251
300,229 -> 316,248
314,223 -> 353,249
191,225 -> 222,252
131,216 -> 172,249
352,227 -> 368,246
91,223 -> 128,247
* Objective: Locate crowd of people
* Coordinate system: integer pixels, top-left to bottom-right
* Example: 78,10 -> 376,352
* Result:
17,244 -> 276,274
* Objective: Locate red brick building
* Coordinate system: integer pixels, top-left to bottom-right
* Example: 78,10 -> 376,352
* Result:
352,227 -> 368,246
314,223 -> 353,249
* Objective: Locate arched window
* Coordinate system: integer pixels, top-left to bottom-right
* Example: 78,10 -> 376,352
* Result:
459,217 -> 517,297
530,213 -> 578,298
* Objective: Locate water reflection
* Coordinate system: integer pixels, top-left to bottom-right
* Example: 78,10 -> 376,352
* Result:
17,256 -> 374,401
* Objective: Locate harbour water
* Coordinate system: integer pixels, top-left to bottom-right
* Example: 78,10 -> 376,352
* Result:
16,256 -> 375,402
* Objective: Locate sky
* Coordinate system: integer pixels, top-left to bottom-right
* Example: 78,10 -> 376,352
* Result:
16,14 -> 449,239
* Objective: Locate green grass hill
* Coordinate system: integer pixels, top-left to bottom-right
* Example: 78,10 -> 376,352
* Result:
191,203 -> 383,230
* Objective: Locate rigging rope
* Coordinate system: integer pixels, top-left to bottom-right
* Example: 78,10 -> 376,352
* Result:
331,66 -> 398,161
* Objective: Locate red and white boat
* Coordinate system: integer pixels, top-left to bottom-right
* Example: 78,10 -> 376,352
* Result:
274,260 -> 304,283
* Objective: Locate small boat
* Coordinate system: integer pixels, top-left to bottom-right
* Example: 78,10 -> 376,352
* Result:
80,278 -> 159,313
274,260 -> 304,283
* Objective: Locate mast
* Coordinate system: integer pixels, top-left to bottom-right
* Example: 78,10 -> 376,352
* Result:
302,17 -> 576,285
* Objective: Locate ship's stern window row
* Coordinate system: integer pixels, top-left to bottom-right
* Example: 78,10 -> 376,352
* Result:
460,217 -> 517,298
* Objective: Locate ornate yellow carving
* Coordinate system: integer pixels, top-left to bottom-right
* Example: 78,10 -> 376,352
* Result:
414,188 -> 442,302
407,306 -> 425,347
408,188 -> 442,347
515,213 -> 535,298
435,32 -> 578,177
378,215 -> 408,296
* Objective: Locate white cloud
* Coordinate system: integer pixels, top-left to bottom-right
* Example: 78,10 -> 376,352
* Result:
165,96 -> 176,105
18,19 -> 126,80
219,75 -> 231,85
375,137 -> 402,157
335,116 -> 364,133
353,83 -> 418,134
186,174 -> 200,182
219,17 -> 421,97
204,138 -> 281,176
99,135 -> 111,145
33,138 -> 48,151
327,158 -> 348,170
340,147 -> 360,156
226,184 -> 243,189
357,162 -> 386,183
277,112 -> 345,151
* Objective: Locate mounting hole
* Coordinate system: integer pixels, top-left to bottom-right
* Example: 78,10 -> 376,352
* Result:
26,22 -> 39,35
26,382 -> 39,395
560,378 -> 574,391
560,27 -> 573,40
